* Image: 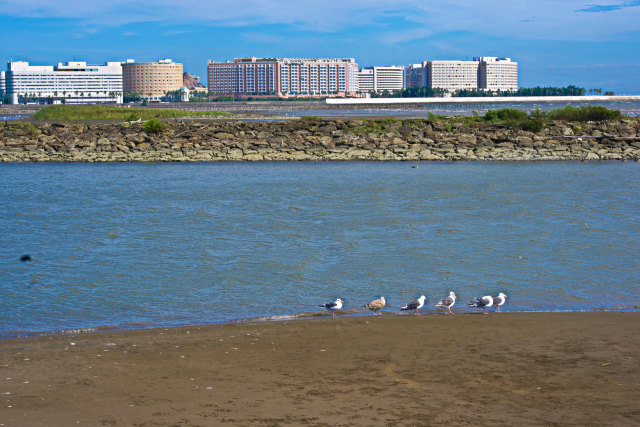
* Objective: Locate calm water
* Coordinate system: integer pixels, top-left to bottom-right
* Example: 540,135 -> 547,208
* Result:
1,162 -> 639,338
0,115 -> 28,121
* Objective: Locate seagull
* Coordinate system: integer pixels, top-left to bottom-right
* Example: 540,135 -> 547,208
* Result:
320,298 -> 344,317
363,296 -> 386,315
435,292 -> 456,314
401,295 -> 427,316
493,293 -> 507,312
469,295 -> 494,314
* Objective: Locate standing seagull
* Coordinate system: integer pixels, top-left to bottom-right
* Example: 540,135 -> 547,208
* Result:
320,298 -> 344,317
435,292 -> 456,314
401,295 -> 427,316
493,293 -> 507,312
363,296 -> 386,315
469,295 -> 494,314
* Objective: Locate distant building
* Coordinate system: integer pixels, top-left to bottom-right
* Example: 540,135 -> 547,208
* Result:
179,86 -> 190,102
356,66 -> 405,93
355,68 -> 374,92
0,71 -> 5,99
476,57 -> 518,92
427,60 -> 480,91
405,62 -> 428,88
405,57 -> 517,93
5,61 -> 123,105
207,57 -> 358,98
122,59 -> 183,100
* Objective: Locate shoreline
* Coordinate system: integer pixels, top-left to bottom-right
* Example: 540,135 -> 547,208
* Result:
1,312 -> 638,425
3,306 -> 639,341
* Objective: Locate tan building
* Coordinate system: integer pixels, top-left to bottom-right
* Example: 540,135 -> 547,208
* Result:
122,59 -> 183,99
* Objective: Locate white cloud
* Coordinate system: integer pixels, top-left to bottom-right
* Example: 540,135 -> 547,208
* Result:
0,0 -> 638,41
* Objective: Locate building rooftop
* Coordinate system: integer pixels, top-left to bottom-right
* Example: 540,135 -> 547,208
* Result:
123,59 -> 180,65
208,57 -> 356,64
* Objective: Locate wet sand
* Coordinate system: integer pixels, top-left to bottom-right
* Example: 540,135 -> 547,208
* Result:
0,312 -> 638,426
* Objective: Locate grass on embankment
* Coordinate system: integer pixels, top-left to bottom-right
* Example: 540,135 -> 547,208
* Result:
334,105 -> 625,136
33,105 -> 232,121
432,105 -> 623,132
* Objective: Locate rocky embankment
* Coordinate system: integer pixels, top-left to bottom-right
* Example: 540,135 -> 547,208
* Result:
1,118 -> 639,162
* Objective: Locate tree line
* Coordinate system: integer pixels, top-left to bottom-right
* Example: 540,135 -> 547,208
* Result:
372,85 -> 615,98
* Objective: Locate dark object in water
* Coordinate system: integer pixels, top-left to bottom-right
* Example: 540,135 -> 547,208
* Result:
20,255 -> 32,262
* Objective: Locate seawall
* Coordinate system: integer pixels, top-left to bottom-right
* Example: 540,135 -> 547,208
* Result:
326,95 -> 640,105
1,118 -> 639,162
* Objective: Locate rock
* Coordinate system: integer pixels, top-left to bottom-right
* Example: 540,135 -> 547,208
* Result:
215,132 -> 235,140
516,136 -> 534,147
227,149 -> 244,160
256,131 -> 272,139
345,149 -> 372,160
457,134 -> 476,145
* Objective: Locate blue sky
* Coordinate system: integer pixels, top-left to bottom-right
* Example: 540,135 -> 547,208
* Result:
1,1 -> 639,93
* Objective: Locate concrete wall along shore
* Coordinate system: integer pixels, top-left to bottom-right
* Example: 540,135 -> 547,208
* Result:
1,118 -> 639,162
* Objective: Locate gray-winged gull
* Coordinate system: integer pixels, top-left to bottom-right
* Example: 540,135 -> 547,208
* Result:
401,295 -> 427,315
435,291 -> 456,314
320,298 -> 344,317
469,295 -> 494,314
493,293 -> 507,312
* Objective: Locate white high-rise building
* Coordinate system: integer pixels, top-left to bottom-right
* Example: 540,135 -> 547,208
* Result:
5,61 -> 123,104
355,68 -> 374,93
427,61 -> 479,91
0,71 -> 5,99
356,66 -> 405,93
476,57 -> 518,91
406,57 -> 518,93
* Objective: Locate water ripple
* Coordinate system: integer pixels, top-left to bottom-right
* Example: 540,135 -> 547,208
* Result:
0,162 -> 639,337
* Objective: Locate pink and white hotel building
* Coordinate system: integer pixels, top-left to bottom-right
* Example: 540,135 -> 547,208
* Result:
207,57 -> 358,97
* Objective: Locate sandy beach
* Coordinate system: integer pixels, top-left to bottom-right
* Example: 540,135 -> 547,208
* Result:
0,312 -> 638,426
